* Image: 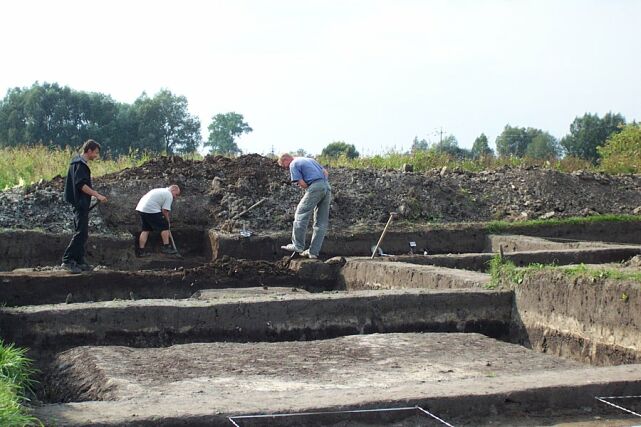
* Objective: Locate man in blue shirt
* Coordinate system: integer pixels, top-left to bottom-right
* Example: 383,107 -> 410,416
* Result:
278,153 -> 332,259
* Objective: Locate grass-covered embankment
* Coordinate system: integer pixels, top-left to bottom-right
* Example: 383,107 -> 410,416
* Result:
0,340 -> 40,426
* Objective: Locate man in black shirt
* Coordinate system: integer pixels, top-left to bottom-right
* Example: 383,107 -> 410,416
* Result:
61,139 -> 108,273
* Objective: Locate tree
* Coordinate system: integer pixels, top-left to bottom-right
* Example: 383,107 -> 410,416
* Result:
598,123 -> 641,173
205,112 -> 252,155
430,134 -> 471,159
0,82 -> 122,151
525,132 -> 561,160
321,141 -> 359,158
410,136 -> 429,153
132,89 -> 202,154
496,125 -> 561,158
292,148 -> 308,157
560,112 -> 626,163
496,125 -> 533,157
471,133 -> 493,159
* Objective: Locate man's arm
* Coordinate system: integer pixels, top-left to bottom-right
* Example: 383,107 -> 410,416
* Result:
81,184 -> 107,202
323,168 -> 329,178
297,179 -> 308,189
162,209 -> 171,222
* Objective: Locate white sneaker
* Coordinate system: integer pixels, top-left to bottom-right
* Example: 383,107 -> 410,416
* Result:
301,249 -> 318,259
281,244 -> 303,253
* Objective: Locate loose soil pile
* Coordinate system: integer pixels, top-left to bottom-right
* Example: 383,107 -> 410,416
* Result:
1,154 -> 641,234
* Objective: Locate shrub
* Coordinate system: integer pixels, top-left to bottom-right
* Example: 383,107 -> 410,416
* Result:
599,124 -> 641,173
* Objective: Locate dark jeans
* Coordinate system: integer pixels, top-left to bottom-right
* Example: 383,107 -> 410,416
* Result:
62,206 -> 89,264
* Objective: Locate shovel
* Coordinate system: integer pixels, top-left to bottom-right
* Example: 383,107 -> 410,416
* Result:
285,250 -> 299,268
371,212 -> 397,259
167,219 -> 183,258
88,200 -> 101,212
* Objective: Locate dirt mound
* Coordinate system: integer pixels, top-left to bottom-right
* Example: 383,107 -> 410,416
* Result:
184,256 -> 294,281
0,175 -> 111,233
2,155 -> 641,234
103,154 -> 285,186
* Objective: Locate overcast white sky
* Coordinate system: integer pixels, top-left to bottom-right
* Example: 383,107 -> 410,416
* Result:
1,0 -> 640,155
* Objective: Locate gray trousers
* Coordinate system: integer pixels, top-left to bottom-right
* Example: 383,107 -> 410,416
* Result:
291,180 -> 331,256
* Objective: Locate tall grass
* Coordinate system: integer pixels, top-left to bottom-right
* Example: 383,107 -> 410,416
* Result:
0,146 -> 153,189
1,145 -> 636,190
317,152 -> 598,174
0,340 -> 40,426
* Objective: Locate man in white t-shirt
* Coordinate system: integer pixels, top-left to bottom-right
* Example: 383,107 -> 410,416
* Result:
135,185 -> 181,256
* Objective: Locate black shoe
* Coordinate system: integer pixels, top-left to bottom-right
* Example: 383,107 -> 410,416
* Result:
61,262 -> 82,274
161,245 -> 177,255
137,247 -> 151,257
77,262 -> 94,271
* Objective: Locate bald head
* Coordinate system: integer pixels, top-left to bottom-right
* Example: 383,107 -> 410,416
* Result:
168,184 -> 181,198
278,153 -> 293,168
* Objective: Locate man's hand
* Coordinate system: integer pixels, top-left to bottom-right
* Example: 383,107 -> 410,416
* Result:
297,179 -> 308,189
81,184 -> 107,203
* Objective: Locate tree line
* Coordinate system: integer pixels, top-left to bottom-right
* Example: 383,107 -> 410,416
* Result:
1,82 -> 637,166
308,113 -> 635,166
402,112 -> 628,164
0,82 -> 252,156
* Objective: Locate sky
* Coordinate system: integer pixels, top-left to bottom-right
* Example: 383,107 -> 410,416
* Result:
1,0 -> 640,156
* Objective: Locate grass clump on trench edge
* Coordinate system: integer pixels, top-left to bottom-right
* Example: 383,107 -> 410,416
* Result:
487,254 -> 641,290
487,253 -> 550,289
0,339 -> 41,426
486,213 -> 641,234
487,254 -> 528,289
563,263 -> 641,283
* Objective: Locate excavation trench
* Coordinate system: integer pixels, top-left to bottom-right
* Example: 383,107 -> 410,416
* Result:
4,219 -> 641,271
1,228 -> 640,424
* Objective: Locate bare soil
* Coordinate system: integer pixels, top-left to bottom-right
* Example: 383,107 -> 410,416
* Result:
46,332 -> 582,402
2,155 -> 641,234
512,268 -> 641,365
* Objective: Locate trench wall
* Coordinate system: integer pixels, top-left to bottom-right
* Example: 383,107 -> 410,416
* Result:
210,219 -> 641,260
387,246 -> 641,271
338,259 -> 490,290
0,290 -> 513,355
0,266 -> 335,306
0,229 -> 135,271
3,219 -> 641,269
511,270 -> 641,366
0,228 -> 207,271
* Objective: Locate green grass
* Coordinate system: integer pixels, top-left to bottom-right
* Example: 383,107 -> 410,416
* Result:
318,152 -> 599,173
0,340 -> 40,426
563,263 -> 641,282
486,214 -> 641,234
488,253 -> 641,289
487,253 -> 530,288
0,145 -> 155,189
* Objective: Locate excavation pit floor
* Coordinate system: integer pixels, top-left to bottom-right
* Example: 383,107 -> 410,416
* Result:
49,333 -> 583,402
36,332 -> 641,426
